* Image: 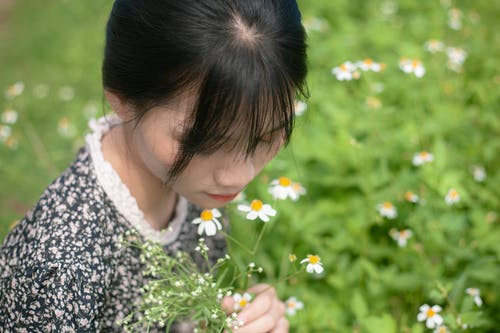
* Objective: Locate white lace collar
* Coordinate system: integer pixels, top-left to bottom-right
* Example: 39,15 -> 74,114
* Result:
85,114 -> 187,246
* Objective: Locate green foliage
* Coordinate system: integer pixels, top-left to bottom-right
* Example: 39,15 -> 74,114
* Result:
1,0 -> 499,332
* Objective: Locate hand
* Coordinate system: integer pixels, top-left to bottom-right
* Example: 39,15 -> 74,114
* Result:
221,283 -> 289,333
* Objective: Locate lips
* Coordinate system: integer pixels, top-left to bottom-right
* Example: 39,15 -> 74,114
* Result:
207,192 -> 239,202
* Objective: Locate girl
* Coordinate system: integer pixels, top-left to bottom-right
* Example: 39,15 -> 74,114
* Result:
0,0 -> 307,332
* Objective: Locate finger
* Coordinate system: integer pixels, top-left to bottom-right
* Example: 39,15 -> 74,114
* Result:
221,296 -> 234,314
238,286 -> 276,324
270,317 -> 290,333
236,298 -> 285,333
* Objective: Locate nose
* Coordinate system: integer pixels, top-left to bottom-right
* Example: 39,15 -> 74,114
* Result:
213,156 -> 256,190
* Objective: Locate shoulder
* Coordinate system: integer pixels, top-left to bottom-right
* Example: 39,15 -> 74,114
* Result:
1,146 -> 119,281
0,257 -> 108,331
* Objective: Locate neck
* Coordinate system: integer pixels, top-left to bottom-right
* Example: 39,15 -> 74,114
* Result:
101,124 -> 177,231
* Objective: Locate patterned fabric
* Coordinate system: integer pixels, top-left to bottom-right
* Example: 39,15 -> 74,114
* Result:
0,142 -> 227,332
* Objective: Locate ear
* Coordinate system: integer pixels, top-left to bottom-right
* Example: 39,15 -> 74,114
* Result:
104,89 -> 136,122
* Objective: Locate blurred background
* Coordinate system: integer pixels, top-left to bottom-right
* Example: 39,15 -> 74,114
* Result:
0,0 -> 499,332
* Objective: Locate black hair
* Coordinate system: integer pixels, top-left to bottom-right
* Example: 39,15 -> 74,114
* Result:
102,0 -> 308,179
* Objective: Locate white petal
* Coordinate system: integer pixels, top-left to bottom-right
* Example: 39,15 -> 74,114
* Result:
212,209 -> 222,218
238,204 -> 251,212
419,304 -> 430,312
300,258 -> 309,264
313,264 -> 324,274
306,264 -> 314,273
433,315 -> 443,326
197,223 -> 205,236
246,211 -> 258,220
213,218 -> 223,230
262,205 -> 276,216
417,312 -> 427,322
205,222 -> 216,236
431,305 -> 442,313
258,212 -> 270,222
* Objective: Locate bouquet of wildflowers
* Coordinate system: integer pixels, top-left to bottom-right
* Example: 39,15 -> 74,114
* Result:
120,176 -> 322,332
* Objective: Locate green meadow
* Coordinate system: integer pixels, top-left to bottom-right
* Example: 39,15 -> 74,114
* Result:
1,0 -> 498,332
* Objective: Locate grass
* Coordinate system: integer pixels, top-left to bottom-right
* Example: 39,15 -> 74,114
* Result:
1,0 -> 499,332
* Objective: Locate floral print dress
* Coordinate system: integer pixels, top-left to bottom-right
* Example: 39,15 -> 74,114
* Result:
0,115 -> 227,332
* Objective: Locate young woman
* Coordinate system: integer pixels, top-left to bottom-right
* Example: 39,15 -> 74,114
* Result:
0,0 -> 307,332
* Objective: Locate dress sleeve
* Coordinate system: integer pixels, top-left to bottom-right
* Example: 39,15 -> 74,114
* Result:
0,260 -> 106,332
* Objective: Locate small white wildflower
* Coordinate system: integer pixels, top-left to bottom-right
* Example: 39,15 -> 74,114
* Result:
417,304 -> 443,329
5,81 -> 24,99
445,188 -> 460,205
285,296 -> 304,316
237,199 -> 276,222
377,202 -> 397,219
300,254 -> 324,274
58,85 -> 75,101
192,209 -> 222,236
233,292 -> 252,311
1,109 -> 18,124
412,151 -> 434,166
466,288 -> 483,307
472,165 -> 486,182
389,228 -> 413,247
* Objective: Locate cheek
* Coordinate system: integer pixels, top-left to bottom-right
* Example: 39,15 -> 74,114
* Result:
136,128 -> 180,180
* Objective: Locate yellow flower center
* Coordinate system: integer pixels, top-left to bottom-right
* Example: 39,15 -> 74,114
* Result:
400,230 -> 408,238
383,202 -> 393,209
427,308 -> 436,317
239,299 -> 248,308
420,151 -> 429,158
364,58 -> 373,65
250,199 -> 263,211
200,210 -> 213,221
278,177 -> 291,187
449,189 -> 458,199
287,301 -> 296,308
439,327 -> 447,333
405,191 -> 415,201
412,60 -> 420,68
308,255 -> 320,264
340,64 -> 348,71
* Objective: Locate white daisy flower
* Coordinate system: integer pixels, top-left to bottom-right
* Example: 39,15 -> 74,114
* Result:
269,177 -> 299,201
472,165 -> 486,182
448,8 -> 463,30
389,228 -> 413,247
285,297 -> 304,316
294,100 -> 308,116
233,292 -> 252,311
0,125 -> 12,143
399,58 -> 426,78
377,202 -> 397,219
33,84 -> 49,98
331,61 -> 359,81
192,209 -> 222,236
417,304 -> 443,329
58,117 -> 77,138
300,254 -> 324,274
466,288 -> 483,307
446,47 -> 467,65
292,182 -> 306,199
404,191 -> 419,203
425,39 -> 445,53
434,325 -> 449,333
356,58 -> 383,72
5,81 -> 24,99
237,199 -> 276,222
412,151 -> 434,166
58,85 -> 75,101
1,109 -> 18,124
445,188 -> 460,205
